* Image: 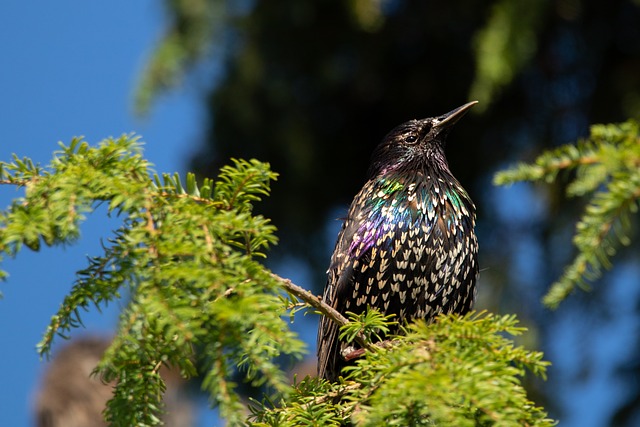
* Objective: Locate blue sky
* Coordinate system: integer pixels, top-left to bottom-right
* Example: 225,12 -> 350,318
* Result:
0,2 -> 206,425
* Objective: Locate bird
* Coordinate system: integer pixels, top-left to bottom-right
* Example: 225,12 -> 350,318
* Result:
317,101 -> 479,382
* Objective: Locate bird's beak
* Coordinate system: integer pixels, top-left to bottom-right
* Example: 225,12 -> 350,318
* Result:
434,101 -> 478,130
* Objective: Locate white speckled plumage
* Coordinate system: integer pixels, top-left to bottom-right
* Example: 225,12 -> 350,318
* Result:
317,102 -> 480,381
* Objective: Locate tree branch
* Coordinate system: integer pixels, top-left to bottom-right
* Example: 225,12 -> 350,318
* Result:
270,273 -> 376,352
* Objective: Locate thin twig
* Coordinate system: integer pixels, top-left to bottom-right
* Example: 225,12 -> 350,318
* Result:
306,382 -> 362,408
157,190 -> 223,206
272,273 -> 348,325
270,273 -> 376,352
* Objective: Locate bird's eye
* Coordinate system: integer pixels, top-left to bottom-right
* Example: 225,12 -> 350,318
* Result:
404,134 -> 418,144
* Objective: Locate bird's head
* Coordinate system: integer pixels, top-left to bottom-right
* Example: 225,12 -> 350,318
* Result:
367,101 -> 478,178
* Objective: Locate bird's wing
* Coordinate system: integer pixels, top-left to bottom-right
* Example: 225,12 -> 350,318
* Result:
316,183 -> 374,381
316,217 -> 359,380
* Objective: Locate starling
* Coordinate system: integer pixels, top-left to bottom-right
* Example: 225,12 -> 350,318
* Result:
317,101 -> 479,381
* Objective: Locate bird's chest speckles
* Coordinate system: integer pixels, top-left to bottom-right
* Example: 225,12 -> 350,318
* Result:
349,177 -> 472,255
344,175 -> 477,319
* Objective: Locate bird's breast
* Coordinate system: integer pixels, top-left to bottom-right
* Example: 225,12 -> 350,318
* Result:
348,177 -> 474,259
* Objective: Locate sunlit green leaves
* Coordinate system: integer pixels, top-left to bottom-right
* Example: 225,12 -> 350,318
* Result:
0,135 -> 148,256
350,312 -> 552,427
213,158 -> 279,211
0,136 -> 301,426
251,312 -> 554,427
340,309 -> 397,344
495,120 -> 640,307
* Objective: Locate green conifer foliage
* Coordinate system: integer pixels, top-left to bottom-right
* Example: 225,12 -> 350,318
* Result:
496,120 -> 640,308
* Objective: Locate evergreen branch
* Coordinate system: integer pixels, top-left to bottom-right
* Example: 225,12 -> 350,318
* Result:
214,158 -> 279,212
251,312 -> 554,427
272,273 -> 376,353
543,172 -> 640,307
153,172 -> 215,202
156,190 -> 222,206
494,147 -> 600,185
273,273 -> 349,327
495,120 -> 639,186
494,120 -> 640,307
0,136 -> 298,426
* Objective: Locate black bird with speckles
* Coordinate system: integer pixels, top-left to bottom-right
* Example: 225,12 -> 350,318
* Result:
317,101 -> 480,381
